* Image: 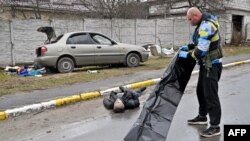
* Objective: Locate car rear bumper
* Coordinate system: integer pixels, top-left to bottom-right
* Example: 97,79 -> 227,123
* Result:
34,56 -> 58,67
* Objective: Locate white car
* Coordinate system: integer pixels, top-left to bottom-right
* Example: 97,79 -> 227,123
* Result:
35,27 -> 149,73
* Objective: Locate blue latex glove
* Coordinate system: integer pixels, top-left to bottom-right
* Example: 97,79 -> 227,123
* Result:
178,51 -> 189,58
180,45 -> 189,51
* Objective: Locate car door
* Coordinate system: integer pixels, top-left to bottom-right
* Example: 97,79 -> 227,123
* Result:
90,33 -> 123,65
66,33 -> 96,66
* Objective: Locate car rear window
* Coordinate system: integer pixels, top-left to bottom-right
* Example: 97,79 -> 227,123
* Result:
67,34 -> 95,44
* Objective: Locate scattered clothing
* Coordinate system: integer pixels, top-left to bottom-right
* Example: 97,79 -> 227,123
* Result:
4,65 -> 46,77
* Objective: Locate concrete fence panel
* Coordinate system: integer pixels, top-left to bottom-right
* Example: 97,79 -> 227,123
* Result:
173,20 -> 191,47
0,20 -> 11,66
112,19 -> 136,44
136,19 -> 156,45
12,19 -> 50,64
156,19 -> 174,48
84,19 -> 112,38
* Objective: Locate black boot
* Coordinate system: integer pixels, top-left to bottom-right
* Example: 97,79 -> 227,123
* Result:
187,115 -> 207,125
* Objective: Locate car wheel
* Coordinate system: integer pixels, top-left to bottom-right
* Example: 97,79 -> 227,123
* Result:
126,53 -> 140,67
47,67 -> 58,73
57,57 -> 74,73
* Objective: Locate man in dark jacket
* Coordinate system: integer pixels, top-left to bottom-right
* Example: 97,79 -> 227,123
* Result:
179,7 -> 223,138
103,87 -> 146,113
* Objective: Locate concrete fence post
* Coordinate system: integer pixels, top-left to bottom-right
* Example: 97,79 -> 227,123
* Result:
111,19 -> 113,39
155,19 -> 157,44
66,20 -> 69,32
118,19 -> 121,42
82,18 -> 85,31
224,21 -> 227,44
9,20 -> 15,66
245,22 -> 250,41
173,19 -> 175,48
49,19 -> 52,26
135,19 -> 137,45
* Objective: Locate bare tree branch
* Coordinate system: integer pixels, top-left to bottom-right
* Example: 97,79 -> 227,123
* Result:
151,0 -> 233,15
78,0 -> 147,19
1,0 -> 148,19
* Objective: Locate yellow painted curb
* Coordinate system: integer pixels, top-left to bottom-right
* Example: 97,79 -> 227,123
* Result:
55,95 -> 81,106
130,80 -> 156,89
234,61 -> 245,65
80,91 -> 101,100
0,112 -> 7,120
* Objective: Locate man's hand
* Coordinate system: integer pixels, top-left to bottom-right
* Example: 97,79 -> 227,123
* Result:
178,51 -> 189,59
180,45 -> 189,51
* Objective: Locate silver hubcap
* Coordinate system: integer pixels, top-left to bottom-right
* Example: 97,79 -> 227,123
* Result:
62,61 -> 72,70
129,56 -> 138,65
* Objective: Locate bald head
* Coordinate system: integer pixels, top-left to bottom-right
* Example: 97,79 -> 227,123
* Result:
187,7 -> 202,26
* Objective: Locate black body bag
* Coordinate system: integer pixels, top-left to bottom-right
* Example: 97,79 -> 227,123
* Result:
124,53 -> 196,141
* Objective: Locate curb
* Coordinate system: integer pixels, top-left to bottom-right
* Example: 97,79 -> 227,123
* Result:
1,59 -> 250,121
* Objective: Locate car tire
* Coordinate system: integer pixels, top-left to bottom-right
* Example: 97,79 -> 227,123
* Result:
57,57 -> 74,73
47,67 -> 58,73
126,53 -> 140,67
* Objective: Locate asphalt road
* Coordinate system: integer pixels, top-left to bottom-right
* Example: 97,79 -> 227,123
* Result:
1,63 -> 250,141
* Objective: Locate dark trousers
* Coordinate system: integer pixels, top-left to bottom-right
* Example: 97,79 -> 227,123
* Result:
197,63 -> 222,126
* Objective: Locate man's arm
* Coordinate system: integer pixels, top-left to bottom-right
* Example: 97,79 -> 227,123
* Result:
190,21 -> 216,60
103,98 -> 115,109
125,99 -> 140,109
110,91 -> 118,100
122,92 -> 140,109
103,91 -> 118,109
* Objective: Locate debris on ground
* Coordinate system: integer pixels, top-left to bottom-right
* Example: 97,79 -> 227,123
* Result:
142,44 -> 176,57
4,66 -> 46,77
87,70 -> 99,74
